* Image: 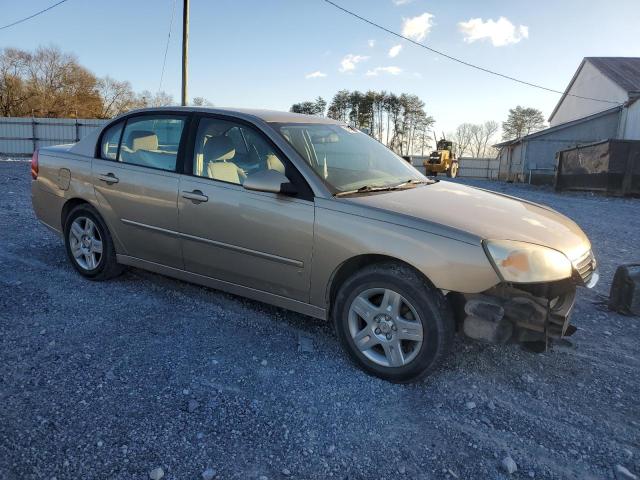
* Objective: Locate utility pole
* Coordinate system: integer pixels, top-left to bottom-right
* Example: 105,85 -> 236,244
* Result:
181,0 -> 189,106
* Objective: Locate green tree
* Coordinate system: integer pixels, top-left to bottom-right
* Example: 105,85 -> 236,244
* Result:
327,90 -> 350,122
502,106 -> 545,140
290,97 -> 326,116
314,96 -> 326,116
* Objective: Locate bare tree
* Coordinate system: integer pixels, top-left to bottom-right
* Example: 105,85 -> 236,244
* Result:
23,46 -> 102,117
192,96 -> 213,106
97,77 -> 138,118
0,48 -> 30,116
449,123 -> 474,157
480,120 -> 499,157
137,90 -> 175,108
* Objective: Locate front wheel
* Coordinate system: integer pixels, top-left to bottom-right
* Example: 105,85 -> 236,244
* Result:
333,263 -> 454,383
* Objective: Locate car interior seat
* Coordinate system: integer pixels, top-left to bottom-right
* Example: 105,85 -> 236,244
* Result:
120,130 -> 177,170
265,154 -> 286,174
203,136 -> 246,184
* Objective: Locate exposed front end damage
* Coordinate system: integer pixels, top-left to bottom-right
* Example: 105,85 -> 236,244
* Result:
451,255 -> 599,349
458,283 -> 577,346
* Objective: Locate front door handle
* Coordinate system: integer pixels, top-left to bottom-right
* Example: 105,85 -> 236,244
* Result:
97,173 -> 119,185
182,190 -> 208,203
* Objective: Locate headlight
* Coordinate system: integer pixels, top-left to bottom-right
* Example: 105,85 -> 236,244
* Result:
484,240 -> 572,283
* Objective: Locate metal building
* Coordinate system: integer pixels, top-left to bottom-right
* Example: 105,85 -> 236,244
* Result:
495,57 -> 640,184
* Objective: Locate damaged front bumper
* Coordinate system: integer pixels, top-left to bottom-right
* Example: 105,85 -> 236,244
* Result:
453,259 -> 599,347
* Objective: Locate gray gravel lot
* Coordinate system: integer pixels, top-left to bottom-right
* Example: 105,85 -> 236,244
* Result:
1,159 -> 639,480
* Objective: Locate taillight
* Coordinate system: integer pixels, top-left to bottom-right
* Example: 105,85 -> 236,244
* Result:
31,149 -> 39,180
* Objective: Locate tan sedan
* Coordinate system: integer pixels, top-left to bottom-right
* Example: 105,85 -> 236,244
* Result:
31,107 -> 598,382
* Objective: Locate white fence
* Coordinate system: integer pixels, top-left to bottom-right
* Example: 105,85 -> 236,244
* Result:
0,117 -> 106,156
457,157 -> 500,179
406,155 -> 500,179
0,118 -> 501,181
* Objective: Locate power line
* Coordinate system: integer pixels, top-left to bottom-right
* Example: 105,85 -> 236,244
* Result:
159,0 -> 178,92
0,0 -> 68,31
322,0 -> 621,105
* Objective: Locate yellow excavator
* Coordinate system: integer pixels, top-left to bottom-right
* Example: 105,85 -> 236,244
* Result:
424,136 -> 458,178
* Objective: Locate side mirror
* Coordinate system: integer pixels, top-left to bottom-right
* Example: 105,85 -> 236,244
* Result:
242,169 -> 297,195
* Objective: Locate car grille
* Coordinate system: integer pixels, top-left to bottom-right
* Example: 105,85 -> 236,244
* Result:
573,250 -> 596,285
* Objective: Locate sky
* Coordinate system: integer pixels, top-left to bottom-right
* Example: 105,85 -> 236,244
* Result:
2,0 -> 639,134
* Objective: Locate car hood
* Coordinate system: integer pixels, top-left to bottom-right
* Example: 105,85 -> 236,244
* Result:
346,181 -> 590,261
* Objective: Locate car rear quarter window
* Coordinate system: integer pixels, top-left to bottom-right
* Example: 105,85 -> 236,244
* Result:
100,122 -> 123,160
118,116 -> 186,172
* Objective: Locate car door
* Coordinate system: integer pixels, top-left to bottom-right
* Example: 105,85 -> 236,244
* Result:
177,115 -> 314,301
93,113 -> 188,268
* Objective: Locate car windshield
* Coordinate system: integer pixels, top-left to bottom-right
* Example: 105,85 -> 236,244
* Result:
276,123 -> 429,194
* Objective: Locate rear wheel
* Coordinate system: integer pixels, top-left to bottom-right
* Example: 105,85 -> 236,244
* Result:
64,204 -> 123,280
447,162 -> 459,178
333,262 -> 454,383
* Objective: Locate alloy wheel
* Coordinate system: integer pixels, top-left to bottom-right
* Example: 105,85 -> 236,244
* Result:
347,288 -> 423,367
68,216 -> 103,270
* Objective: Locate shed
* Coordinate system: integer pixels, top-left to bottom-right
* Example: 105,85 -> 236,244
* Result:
495,57 -> 640,184
495,106 -> 624,183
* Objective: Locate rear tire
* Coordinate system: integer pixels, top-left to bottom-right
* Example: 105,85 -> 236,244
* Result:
63,204 -> 124,281
333,262 -> 455,383
447,162 -> 458,178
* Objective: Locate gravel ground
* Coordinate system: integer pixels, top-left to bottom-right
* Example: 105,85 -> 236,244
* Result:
1,159 -> 639,480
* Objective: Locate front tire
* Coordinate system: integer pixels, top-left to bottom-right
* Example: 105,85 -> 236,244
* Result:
447,162 -> 458,178
333,262 -> 454,383
64,204 -> 123,281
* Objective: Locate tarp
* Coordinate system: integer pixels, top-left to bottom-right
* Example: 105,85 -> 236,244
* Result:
555,140 -> 640,196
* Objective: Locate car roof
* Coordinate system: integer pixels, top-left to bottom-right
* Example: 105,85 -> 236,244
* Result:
121,106 -> 343,125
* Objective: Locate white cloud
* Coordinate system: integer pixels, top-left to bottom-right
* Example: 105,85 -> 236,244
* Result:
365,66 -> 403,76
339,54 -> 369,73
401,13 -> 434,42
368,39 -> 376,48
305,71 -> 327,79
388,44 -> 402,58
458,17 -> 529,46
392,0 -> 414,5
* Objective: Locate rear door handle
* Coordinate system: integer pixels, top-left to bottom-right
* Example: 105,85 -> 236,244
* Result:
97,173 -> 119,185
182,190 -> 208,203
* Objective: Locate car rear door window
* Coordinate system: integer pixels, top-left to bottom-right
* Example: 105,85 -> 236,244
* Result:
118,116 -> 186,171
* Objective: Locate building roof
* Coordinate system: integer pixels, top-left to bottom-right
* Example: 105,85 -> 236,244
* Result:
587,57 -> 640,93
494,104 -> 623,148
548,57 -> 640,122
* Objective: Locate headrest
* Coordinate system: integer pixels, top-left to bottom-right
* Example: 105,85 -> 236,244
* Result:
126,130 -> 158,151
204,135 -> 235,162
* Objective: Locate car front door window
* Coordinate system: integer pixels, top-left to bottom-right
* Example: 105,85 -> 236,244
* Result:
192,118 -> 287,185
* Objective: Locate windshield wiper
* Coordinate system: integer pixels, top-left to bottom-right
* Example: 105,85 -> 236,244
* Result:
393,178 -> 434,188
335,178 -> 435,197
334,184 -> 399,197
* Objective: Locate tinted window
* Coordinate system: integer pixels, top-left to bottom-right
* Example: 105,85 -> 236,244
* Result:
192,118 -> 287,185
100,122 -> 123,160
118,116 -> 186,171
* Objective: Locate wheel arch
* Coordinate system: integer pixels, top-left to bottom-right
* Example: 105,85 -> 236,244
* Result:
61,197 -> 91,230
326,254 -> 438,316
